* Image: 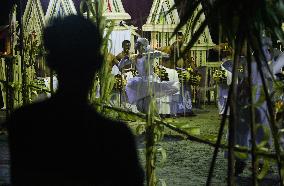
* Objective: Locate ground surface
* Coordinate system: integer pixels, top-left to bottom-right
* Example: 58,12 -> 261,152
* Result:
130,105 -> 279,186
0,105 -> 280,185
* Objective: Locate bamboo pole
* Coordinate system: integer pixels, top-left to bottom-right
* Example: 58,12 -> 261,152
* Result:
206,89 -> 230,186
226,36 -> 244,186
255,53 -> 284,186
18,0 -> 28,105
145,107 -> 157,186
246,48 -> 257,186
93,102 -> 282,159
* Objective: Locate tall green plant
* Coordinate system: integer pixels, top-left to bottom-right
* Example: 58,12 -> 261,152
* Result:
145,95 -> 166,186
80,0 -> 115,111
172,0 -> 284,185
80,2 -> 166,186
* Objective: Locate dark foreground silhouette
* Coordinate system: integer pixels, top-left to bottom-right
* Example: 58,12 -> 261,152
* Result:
6,15 -> 144,186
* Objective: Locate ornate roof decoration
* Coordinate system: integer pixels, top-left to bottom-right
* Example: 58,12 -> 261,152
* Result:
23,0 -> 45,37
142,0 -> 179,32
45,0 -> 77,24
142,0 -> 214,47
183,3 -> 214,48
102,0 -> 131,23
142,0 -> 215,66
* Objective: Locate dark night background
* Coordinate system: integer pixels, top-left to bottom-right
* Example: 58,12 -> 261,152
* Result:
0,0 -> 219,42
0,0 -> 220,61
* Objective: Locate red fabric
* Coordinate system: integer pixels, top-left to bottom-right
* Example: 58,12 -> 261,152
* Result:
107,0 -> 112,12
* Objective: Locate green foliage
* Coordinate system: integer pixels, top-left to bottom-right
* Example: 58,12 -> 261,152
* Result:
136,124 -> 146,135
0,81 -> 21,91
273,80 -> 284,116
252,85 -> 266,108
234,145 -> 249,160
80,0 -> 115,109
256,124 -> 271,148
257,157 -> 270,180
158,179 -> 167,186
180,124 -> 200,135
174,0 -> 284,52
171,0 -> 284,184
273,80 -> 284,99
156,147 -> 167,167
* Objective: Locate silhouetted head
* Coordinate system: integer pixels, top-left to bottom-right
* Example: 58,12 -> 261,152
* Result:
43,15 -> 102,98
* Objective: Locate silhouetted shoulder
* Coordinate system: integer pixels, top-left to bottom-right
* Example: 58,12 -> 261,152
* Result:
75,107 -> 145,186
84,110 -> 145,185
6,99 -> 53,130
7,99 -> 144,185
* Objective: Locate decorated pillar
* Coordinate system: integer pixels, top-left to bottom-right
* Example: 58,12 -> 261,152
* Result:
22,0 -> 46,104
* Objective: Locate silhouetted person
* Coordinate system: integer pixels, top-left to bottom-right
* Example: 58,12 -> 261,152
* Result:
6,15 -> 144,186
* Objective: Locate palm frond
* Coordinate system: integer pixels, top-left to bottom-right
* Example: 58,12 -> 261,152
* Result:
172,0 -> 284,185
170,0 -> 202,38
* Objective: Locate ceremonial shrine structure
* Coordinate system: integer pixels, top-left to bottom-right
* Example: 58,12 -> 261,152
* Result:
1,0 -> 284,186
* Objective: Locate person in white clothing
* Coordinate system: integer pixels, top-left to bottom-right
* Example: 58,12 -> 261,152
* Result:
119,38 -> 180,113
